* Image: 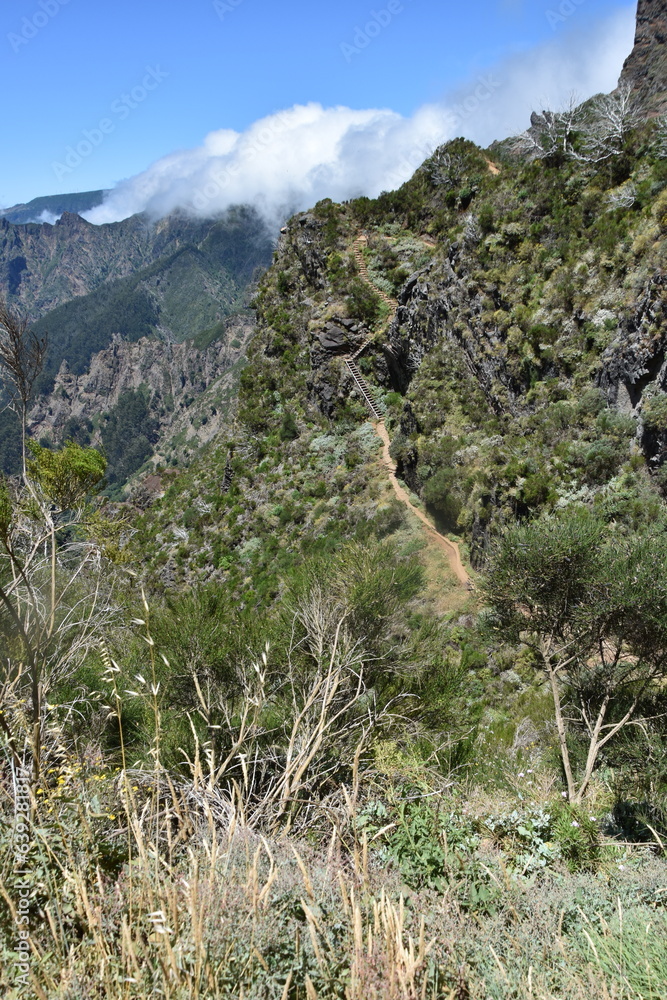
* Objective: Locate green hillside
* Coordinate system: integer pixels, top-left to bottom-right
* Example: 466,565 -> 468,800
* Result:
31,205 -> 273,393
135,121 -> 667,593
3,20 -> 667,996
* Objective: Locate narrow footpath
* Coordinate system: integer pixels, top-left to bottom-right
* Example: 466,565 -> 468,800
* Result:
346,233 -> 470,588
375,423 -> 469,587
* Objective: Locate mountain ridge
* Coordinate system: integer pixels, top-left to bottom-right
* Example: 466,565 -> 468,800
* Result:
4,5 -> 667,995
0,189 -> 106,225
0,205 -> 273,476
620,0 -> 667,112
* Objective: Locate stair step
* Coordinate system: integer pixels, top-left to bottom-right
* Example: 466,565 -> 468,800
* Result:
344,357 -> 382,420
351,337 -> 373,360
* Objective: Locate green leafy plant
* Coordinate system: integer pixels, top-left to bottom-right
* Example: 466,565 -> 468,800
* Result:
552,801 -> 600,872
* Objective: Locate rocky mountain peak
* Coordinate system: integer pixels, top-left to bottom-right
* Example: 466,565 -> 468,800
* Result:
619,0 -> 667,113
55,211 -> 91,229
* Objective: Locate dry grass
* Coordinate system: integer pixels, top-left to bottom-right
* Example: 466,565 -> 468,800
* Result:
2,715 -> 666,1000
0,598 -> 665,999
0,755 -> 447,999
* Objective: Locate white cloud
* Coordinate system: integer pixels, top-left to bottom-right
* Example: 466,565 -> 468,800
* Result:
85,102 -> 453,226
457,5 -> 637,145
85,6 -> 636,227
36,210 -> 61,225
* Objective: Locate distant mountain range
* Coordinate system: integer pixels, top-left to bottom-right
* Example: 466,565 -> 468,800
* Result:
0,189 -> 107,225
0,205 -> 274,394
0,199 -> 275,479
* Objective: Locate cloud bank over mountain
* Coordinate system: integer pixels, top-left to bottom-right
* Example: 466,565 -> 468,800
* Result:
86,6 -> 635,227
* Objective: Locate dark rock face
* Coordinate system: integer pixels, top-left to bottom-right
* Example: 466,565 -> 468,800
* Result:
387,258 -> 522,417
28,313 -> 255,468
619,0 -> 667,113
29,329 -> 237,442
598,271 -> 667,408
598,272 -> 667,467
317,325 -> 349,350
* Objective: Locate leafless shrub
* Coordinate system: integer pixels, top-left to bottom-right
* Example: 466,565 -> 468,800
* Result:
427,148 -> 466,188
463,213 -> 481,248
606,182 -> 638,210
172,589 -> 397,836
0,468 -> 118,785
511,94 -> 587,161
512,86 -> 646,164
583,84 -> 645,163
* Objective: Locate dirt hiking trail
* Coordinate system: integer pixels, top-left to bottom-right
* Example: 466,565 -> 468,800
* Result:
374,422 -> 470,587
348,231 -> 470,588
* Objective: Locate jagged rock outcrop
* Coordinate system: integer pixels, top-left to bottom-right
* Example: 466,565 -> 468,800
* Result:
598,271 -> 667,409
29,314 -> 255,460
619,0 -> 667,114
386,254 -> 522,417
290,214 -> 328,289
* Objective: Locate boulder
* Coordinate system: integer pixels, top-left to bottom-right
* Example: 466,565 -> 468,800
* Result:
317,324 -> 349,350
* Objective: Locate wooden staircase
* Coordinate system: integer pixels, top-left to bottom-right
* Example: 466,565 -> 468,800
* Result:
344,357 -> 382,420
353,235 -> 397,309
350,336 -> 374,360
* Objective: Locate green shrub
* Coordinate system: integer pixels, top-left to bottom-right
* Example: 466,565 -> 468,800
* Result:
478,204 -> 495,234
552,802 -> 600,872
422,467 -> 461,526
484,806 -> 559,874
643,393 -> 667,432
279,410 -> 299,441
182,506 -> 200,530
347,278 -> 382,326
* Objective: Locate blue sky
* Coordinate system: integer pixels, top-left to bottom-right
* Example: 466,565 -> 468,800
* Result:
1,0 -> 637,210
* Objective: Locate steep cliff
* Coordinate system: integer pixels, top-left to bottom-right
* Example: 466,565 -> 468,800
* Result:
17,0 -> 667,578
130,105 -> 667,588
29,313 -> 254,484
620,0 -> 667,112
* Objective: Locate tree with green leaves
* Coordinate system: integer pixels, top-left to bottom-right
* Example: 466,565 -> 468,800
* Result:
484,510 -> 667,803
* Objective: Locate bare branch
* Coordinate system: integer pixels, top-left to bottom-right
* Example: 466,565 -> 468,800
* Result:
582,83 -> 645,163
0,300 -> 46,413
511,86 -> 646,166
511,93 -> 588,162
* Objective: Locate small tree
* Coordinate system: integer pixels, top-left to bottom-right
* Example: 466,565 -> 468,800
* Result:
0,442 -> 108,783
0,299 -> 47,481
513,86 -> 645,165
484,510 -> 667,802
512,94 -> 587,162
583,83 -> 645,163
